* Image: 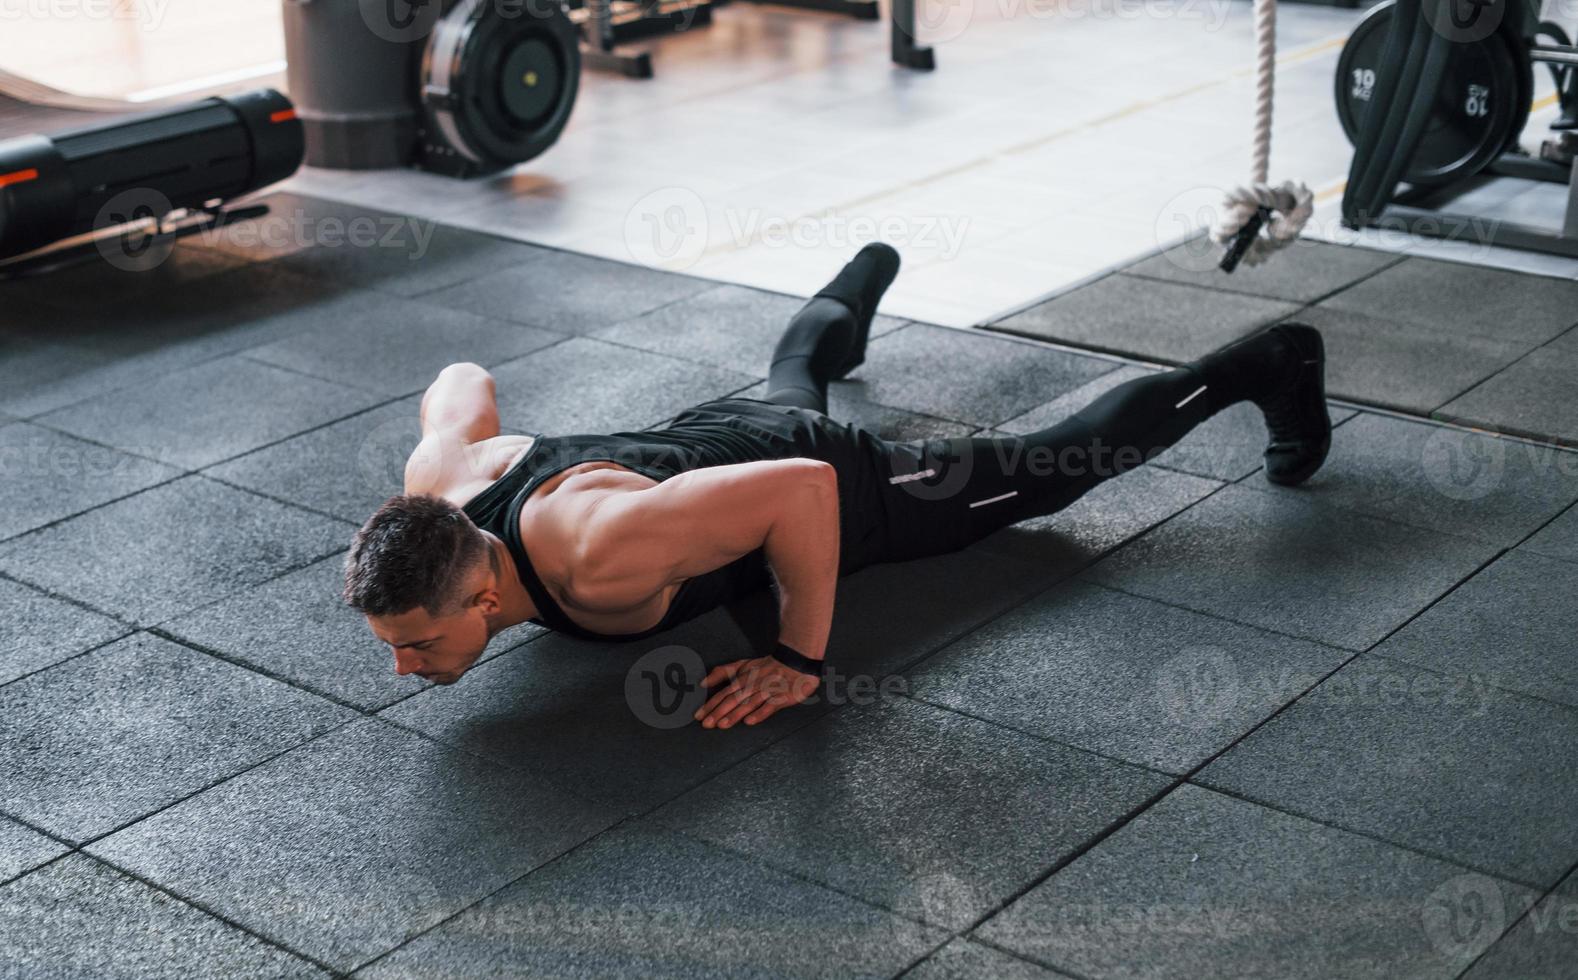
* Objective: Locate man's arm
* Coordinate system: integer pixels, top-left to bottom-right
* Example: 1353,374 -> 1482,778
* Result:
568,457 -> 840,729
406,362 -> 500,495
571,457 -> 841,661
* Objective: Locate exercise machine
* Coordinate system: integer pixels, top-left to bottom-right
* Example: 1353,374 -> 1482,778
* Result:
0,88 -> 304,272
569,0 -> 931,77
1337,0 -> 1578,257
282,0 -> 580,174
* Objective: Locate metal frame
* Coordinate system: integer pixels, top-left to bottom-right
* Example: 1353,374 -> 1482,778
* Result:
1359,152 -> 1578,259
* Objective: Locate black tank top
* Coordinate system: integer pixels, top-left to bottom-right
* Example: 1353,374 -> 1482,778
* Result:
460,396 -> 892,643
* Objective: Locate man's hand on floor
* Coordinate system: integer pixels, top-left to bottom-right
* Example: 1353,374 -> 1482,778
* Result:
694,657 -> 820,730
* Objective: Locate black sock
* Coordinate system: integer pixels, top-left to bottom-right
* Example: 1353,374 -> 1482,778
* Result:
764,298 -> 857,413
814,242 -> 900,330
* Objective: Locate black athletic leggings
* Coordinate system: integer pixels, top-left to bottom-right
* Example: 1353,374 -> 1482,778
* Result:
762,298 -> 1235,556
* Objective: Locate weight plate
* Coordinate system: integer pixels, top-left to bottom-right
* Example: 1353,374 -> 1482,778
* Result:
1336,0 -> 1522,186
421,0 -> 580,171
499,37 -> 560,125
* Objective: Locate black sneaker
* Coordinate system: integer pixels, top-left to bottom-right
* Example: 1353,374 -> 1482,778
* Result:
825,242 -> 901,380
1254,323 -> 1332,486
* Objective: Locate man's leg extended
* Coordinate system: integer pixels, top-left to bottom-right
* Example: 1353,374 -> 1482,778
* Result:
878,323 -> 1331,559
762,243 -> 901,413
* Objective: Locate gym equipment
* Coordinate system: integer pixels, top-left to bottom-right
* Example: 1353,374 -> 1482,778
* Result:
569,0 -> 930,77
1211,0 -> 1314,273
1335,1 -> 1528,187
1338,0 -> 1578,257
282,0 -> 580,175
570,0 -> 716,78
0,88 -> 303,266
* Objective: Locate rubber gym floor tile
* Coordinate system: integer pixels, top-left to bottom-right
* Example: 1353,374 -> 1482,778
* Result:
592,283 -> 908,378
423,249 -> 716,335
89,718 -> 616,974
975,784 -> 1537,980
1461,873 -> 1578,980
1521,502 -> 1578,564
206,193 -> 556,298
1253,412 -> 1578,546
487,336 -> 759,435
989,275 -> 1301,365
0,817 -> 67,885
1370,551 -> 1578,709
1437,346 -> 1578,446
0,476 -> 351,627
905,939 -> 1073,980
990,364 -> 1148,434
358,821 -> 946,980
1196,656 -> 1578,888
1082,483 -> 1501,651
653,697 -> 1168,931
12,259 -> 335,358
162,555 -> 544,712
1123,237 -> 1402,304
384,544 -> 1055,816
37,355 -> 386,471
818,541 -> 1070,679
1,264 -> 341,419
0,327 -> 121,418
1274,305 -> 1531,415
204,397 -> 421,525
1320,257 -> 1578,346
0,854 -> 327,979
0,632 -> 353,844
379,625 -> 827,818
0,421 -> 180,541
0,576 -> 126,688
0,244 -> 250,314
738,378 -> 977,442
848,323 -> 1118,428
242,290 -> 564,396
971,464 -> 1223,572
908,581 -> 1345,774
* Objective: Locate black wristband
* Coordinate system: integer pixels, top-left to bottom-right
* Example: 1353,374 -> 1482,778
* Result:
770,642 -> 826,678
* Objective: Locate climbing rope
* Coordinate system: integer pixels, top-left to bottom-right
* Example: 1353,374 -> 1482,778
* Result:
1212,0 -> 1314,271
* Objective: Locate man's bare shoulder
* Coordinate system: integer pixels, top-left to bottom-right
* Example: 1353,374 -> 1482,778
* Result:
405,432 -> 540,506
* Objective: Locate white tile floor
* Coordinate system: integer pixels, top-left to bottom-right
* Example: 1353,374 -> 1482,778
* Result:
282,0 -> 1378,326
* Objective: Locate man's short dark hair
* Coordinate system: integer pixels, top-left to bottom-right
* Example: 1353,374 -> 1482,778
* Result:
343,494 -> 494,616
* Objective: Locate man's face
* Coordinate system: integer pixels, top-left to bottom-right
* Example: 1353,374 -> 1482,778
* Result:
367,604 -> 490,685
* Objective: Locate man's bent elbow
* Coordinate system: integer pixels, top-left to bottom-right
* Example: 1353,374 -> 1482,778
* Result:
437,362 -> 492,384
791,458 -> 837,489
